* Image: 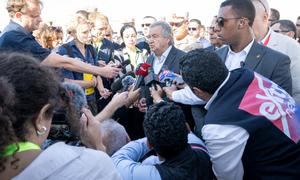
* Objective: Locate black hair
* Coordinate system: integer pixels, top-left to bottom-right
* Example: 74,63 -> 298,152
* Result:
189,19 -> 202,26
180,49 -> 228,94
143,16 -> 157,21
272,19 -> 297,39
120,24 -> 137,40
0,53 -> 75,172
143,102 -> 188,159
221,0 -> 256,27
270,8 -> 280,21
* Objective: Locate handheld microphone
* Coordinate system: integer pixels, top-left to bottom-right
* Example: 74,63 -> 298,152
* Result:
50,82 -> 87,141
134,63 -> 151,90
144,67 -> 159,88
111,71 -> 136,93
121,76 -> 136,91
158,70 -> 177,87
62,82 -> 87,112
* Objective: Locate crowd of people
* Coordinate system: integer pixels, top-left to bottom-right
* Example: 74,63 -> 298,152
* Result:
0,0 -> 300,179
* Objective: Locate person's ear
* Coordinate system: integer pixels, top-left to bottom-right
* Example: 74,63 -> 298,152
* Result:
146,139 -> 153,149
286,31 -> 295,39
192,87 -> 205,97
34,104 -> 51,132
238,18 -> 248,29
263,11 -> 269,24
192,87 -> 211,101
15,12 -> 23,19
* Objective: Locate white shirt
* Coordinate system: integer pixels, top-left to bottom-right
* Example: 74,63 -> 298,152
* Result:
153,46 -> 172,74
225,39 -> 254,71
13,142 -> 121,180
203,72 -> 249,180
172,86 -> 205,105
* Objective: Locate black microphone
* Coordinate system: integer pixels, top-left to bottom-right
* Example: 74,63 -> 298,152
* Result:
144,67 -> 159,88
111,71 -> 136,93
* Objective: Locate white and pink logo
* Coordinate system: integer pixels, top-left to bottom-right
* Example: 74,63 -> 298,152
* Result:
239,73 -> 300,143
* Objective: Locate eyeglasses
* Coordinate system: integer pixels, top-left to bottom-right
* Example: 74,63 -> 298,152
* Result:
216,17 -> 242,27
169,21 -> 184,27
188,27 -> 197,31
141,23 -> 151,27
273,30 -> 290,33
257,0 -> 268,13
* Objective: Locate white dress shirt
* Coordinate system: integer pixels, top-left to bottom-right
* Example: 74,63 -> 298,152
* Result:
152,46 -> 172,74
225,39 -> 254,71
172,86 -> 205,105
202,72 -> 249,180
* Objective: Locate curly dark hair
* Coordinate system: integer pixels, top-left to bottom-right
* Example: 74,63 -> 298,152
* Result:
143,102 -> 188,159
180,49 -> 228,95
0,53 -> 63,172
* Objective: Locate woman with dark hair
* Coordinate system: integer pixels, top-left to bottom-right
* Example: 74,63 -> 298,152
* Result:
0,53 -> 121,180
114,24 -> 148,69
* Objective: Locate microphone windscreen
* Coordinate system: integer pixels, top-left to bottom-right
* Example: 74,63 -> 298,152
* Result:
62,82 -> 87,112
111,71 -> 136,93
135,63 -> 151,77
158,70 -> 177,83
121,76 -> 136,91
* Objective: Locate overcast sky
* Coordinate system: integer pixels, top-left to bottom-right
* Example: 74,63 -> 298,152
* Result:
0,0 -> 298,32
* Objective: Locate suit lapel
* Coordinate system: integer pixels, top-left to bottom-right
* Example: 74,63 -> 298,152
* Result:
216,46 -> 229,63
244,41 -> 264,70
162,46 -> 176,72
146,54 -> 155,65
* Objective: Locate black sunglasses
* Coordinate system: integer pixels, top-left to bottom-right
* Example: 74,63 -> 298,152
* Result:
141,23 -> 151,27
273,30 -> 290,33
216,17 -> 241,27
188,27 -> 197,31
169,21 -> 184,27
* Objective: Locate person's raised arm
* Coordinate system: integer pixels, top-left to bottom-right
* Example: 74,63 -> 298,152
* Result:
42,52 -> 121,78
95,87 -> 140,122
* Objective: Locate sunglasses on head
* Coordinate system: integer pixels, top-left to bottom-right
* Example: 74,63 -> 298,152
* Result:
169,21 -> 184,27
273,30 -> 290,33
216,17 -> 242,27
188,27 -> 197,31
141,23 -> 151,27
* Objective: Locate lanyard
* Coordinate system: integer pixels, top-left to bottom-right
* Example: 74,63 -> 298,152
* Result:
2,142 -> 41,157
263,34 -> 271,46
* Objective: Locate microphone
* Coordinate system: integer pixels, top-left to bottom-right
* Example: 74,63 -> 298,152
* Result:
114,59 -> 134,76
121,76 -> 136,91
158,70 -> 177,87
62,82 -> 87,112
134,63 -> 151,90
111,71 -> 136,93
144,67 -> 159,88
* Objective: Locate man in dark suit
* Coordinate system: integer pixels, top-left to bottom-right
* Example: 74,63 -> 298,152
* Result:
214,0 -> 292,94
146,21 -> 186,74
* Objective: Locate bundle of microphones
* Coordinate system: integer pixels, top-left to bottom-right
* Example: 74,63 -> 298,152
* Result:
111,62 -> 185,94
